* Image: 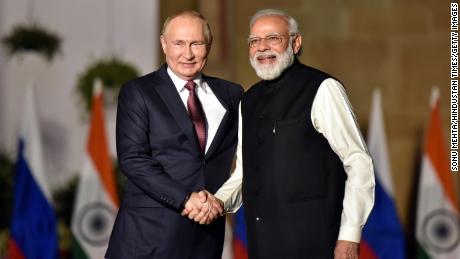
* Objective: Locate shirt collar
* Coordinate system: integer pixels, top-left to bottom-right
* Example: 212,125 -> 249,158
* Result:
167,67 -> 207,93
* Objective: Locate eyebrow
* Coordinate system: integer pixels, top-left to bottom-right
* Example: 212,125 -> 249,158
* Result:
248,32 -> 284,38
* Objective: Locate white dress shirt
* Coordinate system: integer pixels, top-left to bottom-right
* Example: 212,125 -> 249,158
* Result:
167,68 -> 226,153
215,78 -> 375,243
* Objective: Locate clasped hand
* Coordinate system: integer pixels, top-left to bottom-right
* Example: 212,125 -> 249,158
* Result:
181,190 -> 224,225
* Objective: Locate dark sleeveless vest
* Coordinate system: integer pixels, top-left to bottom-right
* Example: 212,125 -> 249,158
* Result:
241,59 -> 347,259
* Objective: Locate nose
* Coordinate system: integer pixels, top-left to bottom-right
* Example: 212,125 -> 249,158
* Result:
184,45 -> 195,59
256,39 -> 270,52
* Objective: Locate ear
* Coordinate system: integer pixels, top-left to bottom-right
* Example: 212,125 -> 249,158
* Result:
292,34 -> 302,55
160,35 -> 167,54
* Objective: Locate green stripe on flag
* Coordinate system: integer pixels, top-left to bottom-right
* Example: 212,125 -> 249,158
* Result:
416,242 -> 431,259
72,235 -> 89,259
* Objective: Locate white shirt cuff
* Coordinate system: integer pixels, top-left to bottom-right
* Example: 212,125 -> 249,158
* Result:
337,225 -> 362,243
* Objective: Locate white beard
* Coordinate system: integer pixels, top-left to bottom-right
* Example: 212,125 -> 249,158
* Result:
249,43 -> 295,81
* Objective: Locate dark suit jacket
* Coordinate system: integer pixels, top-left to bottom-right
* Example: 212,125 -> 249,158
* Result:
105,65 -> 243,259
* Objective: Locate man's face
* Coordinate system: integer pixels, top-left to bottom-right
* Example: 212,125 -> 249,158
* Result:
161,16 -> 209,80
248,15 -> 301,80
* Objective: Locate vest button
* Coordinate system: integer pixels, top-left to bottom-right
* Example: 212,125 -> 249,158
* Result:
256,217 -> 262,222
257,138 -> 263,145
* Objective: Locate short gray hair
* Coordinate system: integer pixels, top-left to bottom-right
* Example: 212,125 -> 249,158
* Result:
249,9 -> 299,35
162,10 -> 213,45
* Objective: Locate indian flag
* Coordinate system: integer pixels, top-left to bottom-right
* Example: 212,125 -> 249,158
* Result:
71,80 -> 119,258
416,88 -> 460,259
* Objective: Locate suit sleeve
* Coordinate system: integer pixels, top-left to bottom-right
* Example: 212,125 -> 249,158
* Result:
116,82 -> 191,210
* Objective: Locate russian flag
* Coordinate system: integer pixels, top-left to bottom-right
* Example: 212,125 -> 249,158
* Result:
360,89 -> 406,259
7,86 -> 58,259
232,206 -> 248,259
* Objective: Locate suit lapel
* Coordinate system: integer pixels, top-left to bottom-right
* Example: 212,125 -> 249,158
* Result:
204,76 -> 229,159
153,65 -> 200,150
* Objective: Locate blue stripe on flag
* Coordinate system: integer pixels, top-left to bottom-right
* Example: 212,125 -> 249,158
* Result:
10,140 -> 58,259
362,175 -> 405,259
234,206 -> 248,248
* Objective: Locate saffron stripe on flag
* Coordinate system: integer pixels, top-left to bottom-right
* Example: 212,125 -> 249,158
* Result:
87,84 -> 119,206
424,92 -> 458,212
71,80 -> 119,259
415,88 -> 460,259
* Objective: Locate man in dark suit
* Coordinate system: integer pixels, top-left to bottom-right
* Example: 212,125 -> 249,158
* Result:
105,10 -> 243,259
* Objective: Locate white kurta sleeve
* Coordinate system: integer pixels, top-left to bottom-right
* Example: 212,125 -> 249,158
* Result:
311,78 -> 375,242
214,104 -> 244,213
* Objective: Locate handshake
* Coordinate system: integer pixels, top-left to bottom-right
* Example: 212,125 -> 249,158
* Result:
181,190 -> 224,225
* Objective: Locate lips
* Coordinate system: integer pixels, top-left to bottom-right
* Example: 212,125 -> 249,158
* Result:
256,54 -> 277,65
180,62 -> 196,68
257,54 -> 276,60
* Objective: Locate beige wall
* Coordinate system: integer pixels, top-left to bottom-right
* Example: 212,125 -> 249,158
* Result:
0,0 -> 159,187
160,0 -> 458,228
